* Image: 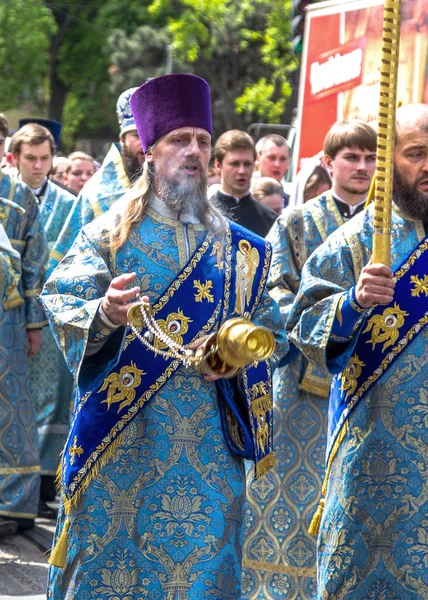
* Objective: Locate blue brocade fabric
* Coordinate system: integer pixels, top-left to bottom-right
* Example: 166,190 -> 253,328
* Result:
289,204 -> 428,599
0,171 -> 47,519
29,180 -> 76,476
41,201 -> 288,599
47,143 -> 131,277
243,191 -> 347,599
0,247 -> 20,309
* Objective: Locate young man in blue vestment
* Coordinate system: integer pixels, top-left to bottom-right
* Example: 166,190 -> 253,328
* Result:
288,103 -> 428,599
242,119 -> 376,600
0,213 -> 24,533
41,73 -> 288,599
12,121 -> 76,519
0,169 -> 47,534
0,216 -> 23,540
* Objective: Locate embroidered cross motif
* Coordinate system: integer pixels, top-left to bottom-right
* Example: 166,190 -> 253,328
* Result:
410,274 -> 428,297
69,436 -> 84,465
193,279 -> 214,302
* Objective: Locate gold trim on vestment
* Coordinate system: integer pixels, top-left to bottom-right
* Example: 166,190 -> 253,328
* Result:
145,206 -> 206,231
0,510 -> 38,519
50,248 -> 63,262
243,558 -> 316,578
250,241 -> 272,319
27,320 -> 49,329
310,192 -> 344,243
24,288 -> 43,297
113,144 -> 132,194
3,296 -> 24,310
0,465 -> 41,474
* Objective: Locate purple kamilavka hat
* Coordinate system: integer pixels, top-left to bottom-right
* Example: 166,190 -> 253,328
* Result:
130,74 -> 212,152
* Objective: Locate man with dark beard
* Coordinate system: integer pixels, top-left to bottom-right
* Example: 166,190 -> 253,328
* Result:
47,87 -> 145,275
285,103 -> 428,599
40,74 -> 288,599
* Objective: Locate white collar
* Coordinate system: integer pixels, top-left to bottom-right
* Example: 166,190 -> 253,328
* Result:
333,193 -> 366,215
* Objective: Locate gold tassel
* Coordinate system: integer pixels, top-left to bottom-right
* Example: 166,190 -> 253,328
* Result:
308,498 -> 325,536
48,428 -> 127,568
255,452 -> 276,479
308,421 -> 348,536
298,380 -> 330,399
49,518 -> 70,568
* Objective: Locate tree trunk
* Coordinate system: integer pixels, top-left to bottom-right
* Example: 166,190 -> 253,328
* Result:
48,68 -> 68,122
45,3 -> 72,124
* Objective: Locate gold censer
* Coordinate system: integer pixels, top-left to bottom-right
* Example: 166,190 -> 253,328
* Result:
127,300 -> 275,375
195,318 -> 275,376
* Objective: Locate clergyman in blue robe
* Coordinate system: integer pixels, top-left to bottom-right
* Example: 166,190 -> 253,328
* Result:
47,87 -> 144,276
288,104 -> 428,599
0,171 -> 47,530
41,74 -> 289,599
243,120 -> 377,600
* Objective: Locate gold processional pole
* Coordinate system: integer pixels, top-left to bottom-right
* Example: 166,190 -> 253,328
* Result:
308,0 -> 403,538
372,0 -> 402,266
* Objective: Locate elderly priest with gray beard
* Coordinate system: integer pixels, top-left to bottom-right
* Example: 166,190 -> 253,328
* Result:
41,73 -> 288,599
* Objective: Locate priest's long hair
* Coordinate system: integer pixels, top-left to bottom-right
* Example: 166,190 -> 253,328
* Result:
109,147 -> 227,251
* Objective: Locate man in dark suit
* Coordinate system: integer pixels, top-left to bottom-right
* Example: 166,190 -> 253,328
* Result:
212,130 -> 277,237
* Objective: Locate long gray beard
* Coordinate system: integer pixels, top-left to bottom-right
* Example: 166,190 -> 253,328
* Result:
158,169 -> 208,217
393,169 -> 428,221
155,164 -> 227,238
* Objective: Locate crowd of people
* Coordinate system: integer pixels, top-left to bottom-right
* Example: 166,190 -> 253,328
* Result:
0,73 -> 427,600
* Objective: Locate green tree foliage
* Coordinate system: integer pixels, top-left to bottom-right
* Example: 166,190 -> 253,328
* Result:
46,0 -> 163,148
107,26 -> 180,99
3,0 -> 298,147
149,0 -> 298,134
0,0 -> 56,110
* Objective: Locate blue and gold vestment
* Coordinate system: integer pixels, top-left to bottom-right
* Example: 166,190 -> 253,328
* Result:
41,197 -> 288,599
0,247 -> 20,306
48,143 -> 131,276
243,192 -> 353,599
289,204 -> 428,599
0,219 -> 21,309
0,171 -> 47,520
28,180 -> 76,477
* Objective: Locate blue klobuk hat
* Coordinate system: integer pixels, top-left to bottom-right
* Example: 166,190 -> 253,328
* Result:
116,87 -> 138,137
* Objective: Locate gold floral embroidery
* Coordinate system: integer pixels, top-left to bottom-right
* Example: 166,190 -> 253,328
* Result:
69,436 -> 84,465
153,309 -> 192,350
363,303 -> 409,352
340,355 -> 365,398
410,274 -> 428,297
193,279 -> 214,303
99,361 -> 146,412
